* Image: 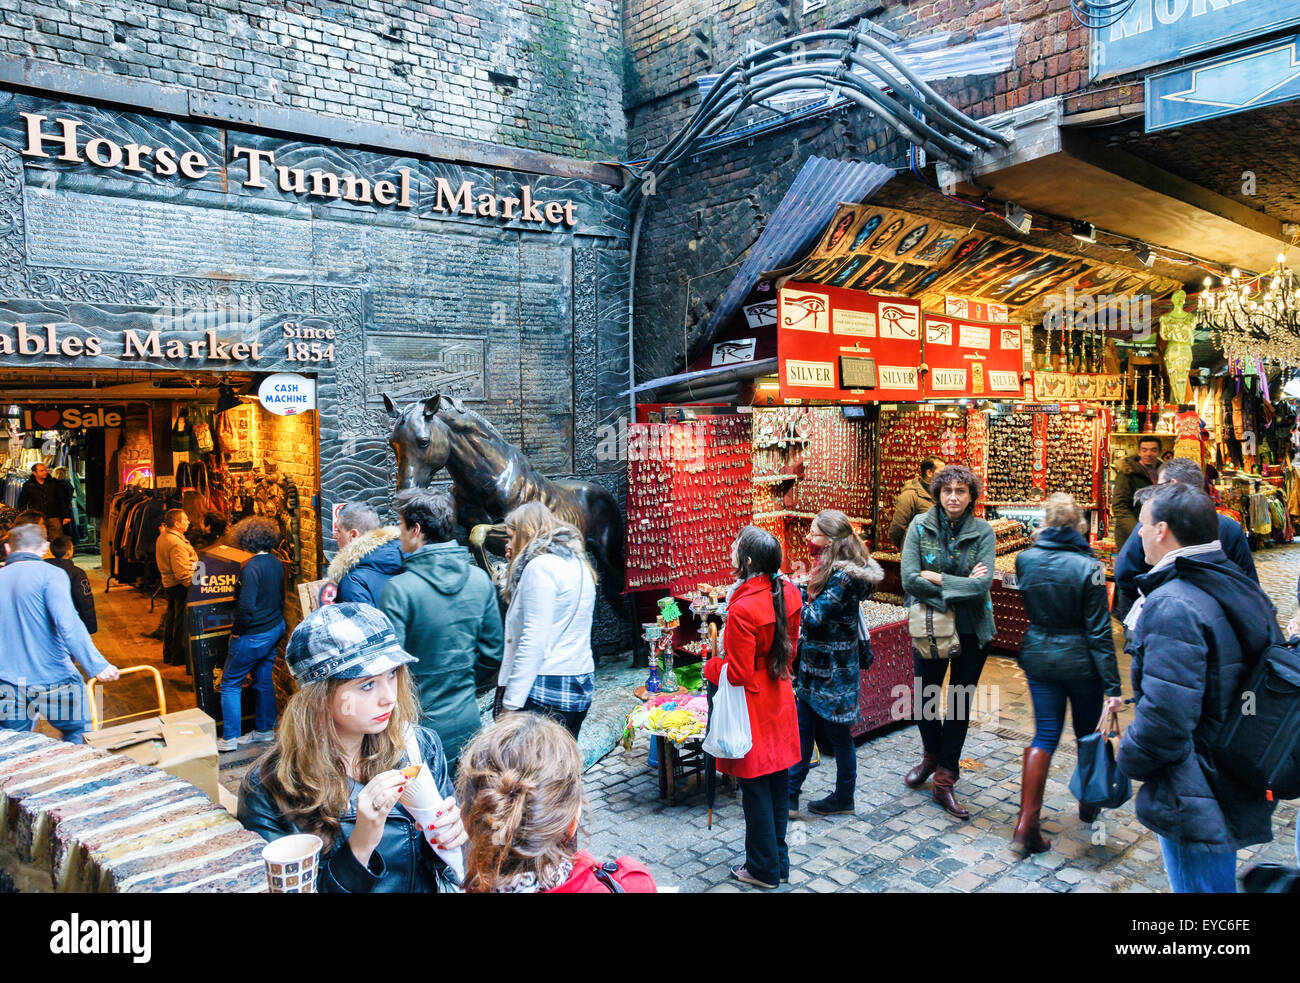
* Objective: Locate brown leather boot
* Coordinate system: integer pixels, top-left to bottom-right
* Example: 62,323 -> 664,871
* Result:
931,766 -> 970,819
904,752 -> 939,789
1012,748 -> 1051,853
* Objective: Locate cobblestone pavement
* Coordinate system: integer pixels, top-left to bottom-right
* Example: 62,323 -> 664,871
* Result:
584,543 -> 1300,893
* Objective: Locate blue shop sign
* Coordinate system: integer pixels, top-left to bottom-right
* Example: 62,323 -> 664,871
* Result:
1091,0 -> 1300,80
1146,32 -> 1300,131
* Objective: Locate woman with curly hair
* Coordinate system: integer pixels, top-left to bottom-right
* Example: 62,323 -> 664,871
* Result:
238,603 -> 467,892
217,515 -> 286,751
900,464 -> 996,819
457,713 -> 656,892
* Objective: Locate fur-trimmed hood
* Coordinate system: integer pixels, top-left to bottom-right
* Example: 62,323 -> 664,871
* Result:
327,526 -> 401,584
828,556 -> 884,585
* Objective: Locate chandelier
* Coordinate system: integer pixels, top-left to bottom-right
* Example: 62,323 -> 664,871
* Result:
1197,255 -> 1300,368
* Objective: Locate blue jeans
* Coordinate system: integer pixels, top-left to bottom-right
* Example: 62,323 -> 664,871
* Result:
221,622 -> 284,740
1025,674 -> 1105,754
788,698 -> 855,807
1158,836 -> 1237,893
739,769 -> 790,885
0,675 -> 90,744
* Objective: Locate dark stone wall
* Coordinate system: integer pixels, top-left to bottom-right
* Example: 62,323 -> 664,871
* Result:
0,89 -> 630,580
621,0 -> 1094,384
4,0 -> 625,159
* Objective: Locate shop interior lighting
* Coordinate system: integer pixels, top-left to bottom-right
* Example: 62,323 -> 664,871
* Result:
1134,244 -> 1154,268
1071,220 -> 1096,244
1002,201 -> 1032,235
1198,252 -> 1300,368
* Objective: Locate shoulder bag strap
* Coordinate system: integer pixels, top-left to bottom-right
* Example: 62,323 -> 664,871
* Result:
592,861 -> 626,893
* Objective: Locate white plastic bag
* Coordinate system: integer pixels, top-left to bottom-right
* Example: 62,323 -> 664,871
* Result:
701,663 -> 752,759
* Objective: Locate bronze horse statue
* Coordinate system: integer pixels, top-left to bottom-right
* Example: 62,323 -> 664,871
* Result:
383,393 -> 626,608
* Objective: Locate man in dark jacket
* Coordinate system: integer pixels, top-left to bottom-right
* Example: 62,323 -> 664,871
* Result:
16,464 -> 72,545
327,504 -> 404,605
888,458 -> 942,551
1113,456 -> 1256,621
1119,482 -> 1278,893
45,536 -> 96,634
379,488 -> 503,769
1111,436 -> 1161,548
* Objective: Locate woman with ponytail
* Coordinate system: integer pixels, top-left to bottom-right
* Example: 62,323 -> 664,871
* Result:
788,510 -> 883,817
457,713 -> 656,892
703,526 -> 802,890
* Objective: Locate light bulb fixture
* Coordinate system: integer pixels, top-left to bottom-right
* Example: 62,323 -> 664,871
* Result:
1003,201 -> 1032,235
1071,220 -> 1096,243
1198,256 -> 1300,369
1134,243 -> 1154,267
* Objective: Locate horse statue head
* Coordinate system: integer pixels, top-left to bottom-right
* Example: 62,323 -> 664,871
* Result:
383,393 -> 453,490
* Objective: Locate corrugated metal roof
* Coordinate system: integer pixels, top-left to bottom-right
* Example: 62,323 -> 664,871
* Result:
703,157 -> 894,346
620,357 -> 779,397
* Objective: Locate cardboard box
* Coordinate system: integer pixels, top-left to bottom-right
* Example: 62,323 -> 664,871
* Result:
84,709 -> 219,803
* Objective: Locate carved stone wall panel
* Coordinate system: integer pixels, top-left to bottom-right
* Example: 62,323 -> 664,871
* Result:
572,246 -> 599,474
594,247 -> 631,475
0,142 -> 23,298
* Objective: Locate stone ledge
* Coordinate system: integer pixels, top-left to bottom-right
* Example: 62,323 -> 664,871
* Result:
0,730 -> 267,893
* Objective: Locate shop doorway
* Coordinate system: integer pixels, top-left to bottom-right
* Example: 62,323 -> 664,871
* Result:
0,367 -> 322,735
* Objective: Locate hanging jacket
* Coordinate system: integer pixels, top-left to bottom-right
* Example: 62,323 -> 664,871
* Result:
1119,549 -> 1279,852
703,574 -> 802,780
1014,526 -> 1118,695
379,541 -> 504,766
796,558 -> 883,723
326,527 -> 405,606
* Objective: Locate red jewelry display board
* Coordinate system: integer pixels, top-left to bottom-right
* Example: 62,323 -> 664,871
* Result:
777,283 -> 924,402
851,619 -> 914,737
625,416 -> 753,595
920,313 -> 1025,399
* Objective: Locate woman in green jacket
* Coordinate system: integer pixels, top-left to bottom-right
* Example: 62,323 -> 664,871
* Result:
900,464 -> 996,820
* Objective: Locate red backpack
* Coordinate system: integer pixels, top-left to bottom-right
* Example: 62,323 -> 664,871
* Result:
546,851 -> 657,893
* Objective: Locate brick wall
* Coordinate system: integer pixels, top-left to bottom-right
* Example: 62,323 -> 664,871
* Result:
625,0 -> 1093,150
622,0 -> 1098,384
6,0 -> 625,159
0,730 -> 266,892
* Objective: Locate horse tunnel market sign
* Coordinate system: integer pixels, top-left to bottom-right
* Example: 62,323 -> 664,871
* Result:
19,113 -> 579,229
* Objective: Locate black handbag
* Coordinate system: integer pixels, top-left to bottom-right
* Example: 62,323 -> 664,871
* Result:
1069,711 -> 1132,809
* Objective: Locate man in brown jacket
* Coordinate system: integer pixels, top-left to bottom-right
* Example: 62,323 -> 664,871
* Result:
889,458 -> 942,551
156,508 -> 198,671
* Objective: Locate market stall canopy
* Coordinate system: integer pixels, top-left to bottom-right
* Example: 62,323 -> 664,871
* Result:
936,99 -> 1291,275
789,201 -> 1181,322
700,156 -> 894,355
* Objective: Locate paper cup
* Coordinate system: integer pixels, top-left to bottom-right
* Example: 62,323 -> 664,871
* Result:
262,834 -> 323,893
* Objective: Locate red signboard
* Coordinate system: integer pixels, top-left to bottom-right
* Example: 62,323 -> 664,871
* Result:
920,313 -> 1025,399
777,282 -> 924,402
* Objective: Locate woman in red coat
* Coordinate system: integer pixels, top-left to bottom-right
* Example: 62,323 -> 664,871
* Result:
703,526 -> 802,890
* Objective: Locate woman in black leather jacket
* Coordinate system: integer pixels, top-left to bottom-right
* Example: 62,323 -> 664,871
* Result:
1011,494 -> 1124,854
238,602 -> 468,892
